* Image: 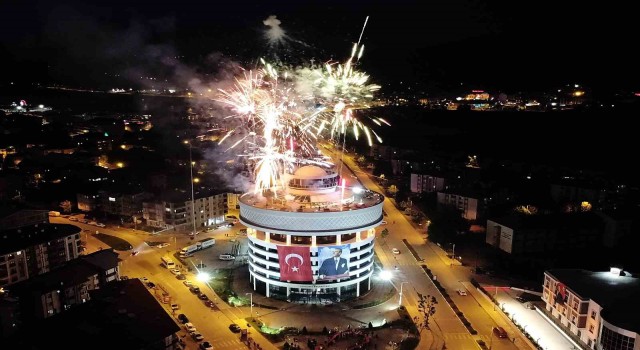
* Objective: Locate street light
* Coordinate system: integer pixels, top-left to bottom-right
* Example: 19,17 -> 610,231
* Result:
184,140 -> 197,236
399,282 -> 409,307
246,292 -> 253,320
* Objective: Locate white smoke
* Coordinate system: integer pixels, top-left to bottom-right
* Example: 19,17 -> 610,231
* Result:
263,15 -> 286,46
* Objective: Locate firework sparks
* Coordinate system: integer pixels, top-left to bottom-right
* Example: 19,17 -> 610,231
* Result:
215,18 -> 387,193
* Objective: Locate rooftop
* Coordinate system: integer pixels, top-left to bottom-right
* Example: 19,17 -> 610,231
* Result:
6,279 -> 180,349
240,186 -> 383,214
547,269 -> 640,333
0,223 -> 81,255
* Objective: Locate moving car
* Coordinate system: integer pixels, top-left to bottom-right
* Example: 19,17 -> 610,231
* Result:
157,243 -> 170,248
229,324 -> 241,333
391,248 -> 400,255
493,326 -> 508,338
457,289 -> 467,296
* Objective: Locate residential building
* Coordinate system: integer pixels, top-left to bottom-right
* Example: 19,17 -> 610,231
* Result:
486,212 -> 603,256
410,173 -> 445,194
227,192 -> 241,210
0,209 -> 48,231
543,269 -> 640,350
99,190 -> 148,217
437,191 -> 480,220
143,189 -> 227,232
0,223 -> 82,288
76,191 -> 100,212
5,279 -> 180,349
5,249 -> 119,324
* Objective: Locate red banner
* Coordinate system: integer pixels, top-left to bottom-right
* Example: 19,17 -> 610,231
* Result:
277,246 -> 312,282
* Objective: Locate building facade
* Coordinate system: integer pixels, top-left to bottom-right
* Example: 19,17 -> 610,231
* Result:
437,191 -> 479,220
143,192 -> 227,232
543,269 -> 640,350
410,173 -> 445,194
486,213 -> 603,256
241,165 -> 383,303
0,223 -> 82,288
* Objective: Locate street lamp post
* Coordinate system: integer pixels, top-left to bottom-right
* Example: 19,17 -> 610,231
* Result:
451,243 -> 455,266
246,292 -> 253,320
185,141 -> 197,236
399,282 -> 409,307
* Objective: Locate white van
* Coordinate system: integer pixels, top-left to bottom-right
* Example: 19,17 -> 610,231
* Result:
219,254 -> 235,261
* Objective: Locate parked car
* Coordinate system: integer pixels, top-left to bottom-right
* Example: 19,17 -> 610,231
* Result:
191,332 -> 204,341
391,248 -> 400,254
88,221 -> 98,226
184,323 -> 196,332
96,223 -> 106,228
170,268 -> 181,275
146,282 -> 156,289
189,286 -> 201,294
457,289 -> 467,296
176,274 -> 187,280
229,324 -> 241,333
200,341 -> 213,350
157,243 -> 170,248
205,300 -> 216,308
177,314 -> 189,324
183,280 -> 193,287
197,292 -> 209,301
171,304 -> 180,311
493,326 -> 508,338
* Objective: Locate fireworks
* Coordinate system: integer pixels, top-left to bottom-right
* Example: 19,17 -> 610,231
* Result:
216,18 -> 386,193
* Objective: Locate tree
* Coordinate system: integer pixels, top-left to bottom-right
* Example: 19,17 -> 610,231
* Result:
414,293 -> 437,334
60,200 -> 72,213
380,228 -> 390,243
387,185 -> 399,197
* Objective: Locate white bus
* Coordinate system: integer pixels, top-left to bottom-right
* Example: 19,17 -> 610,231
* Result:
161,256 -> 175,268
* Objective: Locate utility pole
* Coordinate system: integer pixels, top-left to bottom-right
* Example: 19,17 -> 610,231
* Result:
399,282 -> 409,307
185,141 -> 197,236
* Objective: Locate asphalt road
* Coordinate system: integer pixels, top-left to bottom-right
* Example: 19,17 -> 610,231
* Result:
52,215 -> 275,350
323,143 -> 531,350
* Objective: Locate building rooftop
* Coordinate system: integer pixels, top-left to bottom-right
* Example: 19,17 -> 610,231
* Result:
0,223 -> 81,255
547,269 -> 640,334
10,259 -> 99,294
240,186 -> 383,214
80,248 -> 121,271
490,212 -> 603,230
6,279 -> 180,349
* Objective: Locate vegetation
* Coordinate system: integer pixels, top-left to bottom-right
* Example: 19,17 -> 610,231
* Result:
93,232 -> 132,251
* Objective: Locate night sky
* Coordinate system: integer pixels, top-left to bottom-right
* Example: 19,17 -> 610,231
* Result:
1,0 -> 638,91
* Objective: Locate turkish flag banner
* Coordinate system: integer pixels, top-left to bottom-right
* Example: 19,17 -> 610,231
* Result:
277,246 -> 312,282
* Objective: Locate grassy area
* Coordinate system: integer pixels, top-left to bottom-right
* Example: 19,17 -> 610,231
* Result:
94,233 -> 133,251
208,269 -> 239,304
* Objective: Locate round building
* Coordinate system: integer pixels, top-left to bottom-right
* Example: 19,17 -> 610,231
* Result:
240,165 -> 384,303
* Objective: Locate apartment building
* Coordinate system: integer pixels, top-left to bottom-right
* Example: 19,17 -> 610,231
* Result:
410,173 -> 446,194
0,249 -> 119,337
437,191 -> 480,220
143,189 -> 227,232
1,212 -> 82,288
486,212 -> 603,256
543,269 -> 640,350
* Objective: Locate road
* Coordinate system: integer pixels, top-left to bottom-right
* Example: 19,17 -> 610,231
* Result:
52,215 -> 275,350
324,143 -> 532,350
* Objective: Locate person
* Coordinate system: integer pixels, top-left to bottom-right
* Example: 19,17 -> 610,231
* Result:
318,247 -> 349,278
